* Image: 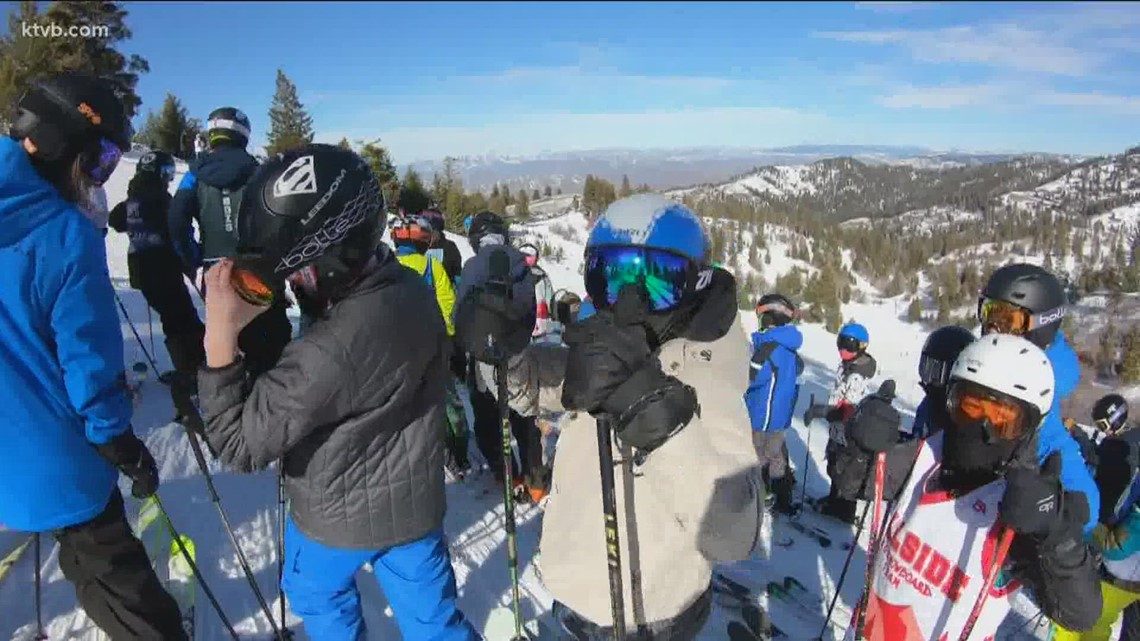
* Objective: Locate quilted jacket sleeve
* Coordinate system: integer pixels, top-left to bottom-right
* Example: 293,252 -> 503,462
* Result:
198,333 -> 354,472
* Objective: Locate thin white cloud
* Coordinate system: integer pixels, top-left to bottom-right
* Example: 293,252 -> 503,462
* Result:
315,106 -> 830,163
1037,90 -> 1140,114
457,65 -> 737,93
816,24 -> 1101,76
855,1 -> 940,13
877,84 -> 1005,109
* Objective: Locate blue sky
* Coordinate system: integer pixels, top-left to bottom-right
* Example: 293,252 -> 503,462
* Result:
17,1 -> 1140,162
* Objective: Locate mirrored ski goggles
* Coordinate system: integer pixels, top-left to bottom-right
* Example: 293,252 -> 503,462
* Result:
392,223 -> 432,244
837,335 -> 866,353
584,245 -> 698,313
82,137 -> 123,186
946,380 -> 1038,440
918,354 -> 953,388
756,300 -> 795,319
230,265 -> 275,307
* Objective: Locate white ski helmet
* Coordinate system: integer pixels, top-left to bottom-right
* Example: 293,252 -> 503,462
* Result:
946,333 -> 1055,435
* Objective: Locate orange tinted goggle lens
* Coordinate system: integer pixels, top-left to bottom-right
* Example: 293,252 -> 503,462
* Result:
980,299 -> 1032,335
231,268 -> 273,306
394,224 -> 430,241
950,384 -> 1027,439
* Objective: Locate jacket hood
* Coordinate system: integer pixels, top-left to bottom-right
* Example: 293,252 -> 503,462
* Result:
754,324 -> 803,351
0,137 -> 82,248
192,146 -> 258,190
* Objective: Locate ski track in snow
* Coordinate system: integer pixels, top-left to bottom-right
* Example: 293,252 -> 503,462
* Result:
0,156 -> 1064,640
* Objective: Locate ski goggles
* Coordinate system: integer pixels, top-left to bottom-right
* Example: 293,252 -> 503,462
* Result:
584,245 -> 701,313
837,335 -> 866,353
518,243 -> 539,267
978,298 -> 1066,337
392,222 -> 433,244
946,379 -> 1038,440
756,300 -> 795,319
82,137 -> 123,186
159,163 -> 176,183
918,354 -> 953,388
1096,403 -> 1128,434
230,264 -> 276,307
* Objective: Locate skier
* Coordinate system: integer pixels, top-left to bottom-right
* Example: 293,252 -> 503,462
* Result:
457,194 -> 765,637
391,214 -> 471,478
108,150 -> 206,395
837,334 -> 1101,640
1054,395 -> 1140,641
463,211 -> 549,501
803,321 -> 877,524
168,106 -> 291,383
907,324 -> 976,441
978,262 -> 1101,531
745,293 -> 804,515
0,72 -> 186,639
195,144 -> 479,641
420,208 -> 464,287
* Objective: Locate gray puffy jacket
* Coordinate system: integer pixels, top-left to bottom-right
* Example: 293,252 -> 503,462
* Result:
198,254 -> 449,549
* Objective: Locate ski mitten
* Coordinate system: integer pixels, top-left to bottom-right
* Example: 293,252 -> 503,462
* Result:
1001,452 -> 1088,547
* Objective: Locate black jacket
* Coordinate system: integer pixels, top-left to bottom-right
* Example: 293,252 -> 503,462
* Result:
168,145 -> 259,270
198,251 -> 450,549
430,236 -> 463,286
109,173 -> 174,252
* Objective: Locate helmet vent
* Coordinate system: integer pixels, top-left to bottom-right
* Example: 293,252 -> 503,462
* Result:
1013,384 -> 1027,391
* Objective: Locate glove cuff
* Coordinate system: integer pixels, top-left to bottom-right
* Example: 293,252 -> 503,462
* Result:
95,431 -> 145,469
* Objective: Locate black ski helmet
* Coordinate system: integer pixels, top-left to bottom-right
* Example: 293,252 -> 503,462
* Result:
10,73 -> 131,174
136,150 -> 176,182
1094,394 -> 1129,434
756,293 -> 796,329
206,106 -> 251,149
918,325 -> 976,390
468,210 -> 507,249
978,263 -> 1066,349
234,144 -> 384,300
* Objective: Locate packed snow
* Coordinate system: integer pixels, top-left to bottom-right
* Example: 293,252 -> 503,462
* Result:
0,157 -> 1078,640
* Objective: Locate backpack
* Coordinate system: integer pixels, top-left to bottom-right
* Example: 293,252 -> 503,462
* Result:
196,181 -> 246,260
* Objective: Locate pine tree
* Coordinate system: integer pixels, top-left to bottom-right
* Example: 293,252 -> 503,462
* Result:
1121,327 -> 1140,384
907,297 -> 923,323
397,167 -> 430,215
0,1 -> 150,123
620,174 -> 632,198
357,138 -> 398,207
502,185 -> 513,207
337,137 -> 352,150
135,93 -> 198,158
516,190 -> 530,220
532,188 -> 540,201
557,188 -> 563,195
266,69 -> 314,155
544,185 -> 553,198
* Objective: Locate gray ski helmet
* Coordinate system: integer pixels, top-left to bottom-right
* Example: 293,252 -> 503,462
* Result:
206,106 -> 251,148
233,144 -> 384,298
468,210 -> 507,249
11,73 -> 132,173
137,150 -> 176,182
978,263 -> 1066,349
1093,394 -> 1129,434
918,325 -> 976,390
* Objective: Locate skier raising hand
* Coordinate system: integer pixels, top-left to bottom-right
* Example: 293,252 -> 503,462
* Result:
835,334 -> 1100,641
455,194 -> 765,638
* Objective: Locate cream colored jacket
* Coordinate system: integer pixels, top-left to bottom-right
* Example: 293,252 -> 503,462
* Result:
479,312 -> 764,627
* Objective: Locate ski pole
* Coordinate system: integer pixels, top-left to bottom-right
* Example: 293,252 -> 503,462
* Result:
153,494 -> 240,641
147,304 -> 156,365
597,415 -> 627,641
799,393 -> 816,507
113,290 -> 162,377
181,423 -> 285,640
853,452 -> 887,641
958,527 -> 1014,641
276,464 -> 293,639
496,360 -> 528,641
818,497 -> 872,640
34,533 -> 46,640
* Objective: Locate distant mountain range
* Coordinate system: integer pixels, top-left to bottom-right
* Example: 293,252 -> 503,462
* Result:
400,145 -> 1088,195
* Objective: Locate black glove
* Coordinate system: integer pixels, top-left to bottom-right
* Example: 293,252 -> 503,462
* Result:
848,383 -> 901,454
562,286 -> 697,455
1000,452 -> 1072,541
95,431 -> 159,499
803,404 -> 829,425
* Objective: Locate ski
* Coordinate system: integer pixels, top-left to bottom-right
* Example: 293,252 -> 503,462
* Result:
167,534 -> 197,640
779,517 -> 835,549
712,574 -> 788,639
728,620 -> 764,641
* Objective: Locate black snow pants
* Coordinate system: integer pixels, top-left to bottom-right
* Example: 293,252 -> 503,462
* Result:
468,381 -> 544,485
129,248 -> 205,382
53,489 -> 187,640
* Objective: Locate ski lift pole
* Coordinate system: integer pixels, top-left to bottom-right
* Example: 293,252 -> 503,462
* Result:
597,415 -> 627,641
153,494 -> 240,641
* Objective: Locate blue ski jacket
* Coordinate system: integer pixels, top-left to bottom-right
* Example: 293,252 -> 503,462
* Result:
0,137 -> 130,532
744,324 -> 804,432
912,331 -> 1099,532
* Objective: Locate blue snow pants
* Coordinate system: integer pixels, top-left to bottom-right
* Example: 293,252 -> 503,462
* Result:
282,517 -> 480,641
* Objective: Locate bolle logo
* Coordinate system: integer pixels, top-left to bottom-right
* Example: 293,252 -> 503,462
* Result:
77,102 -> 102,125
273,155 -> 319,199
1035,306 -> 1066,327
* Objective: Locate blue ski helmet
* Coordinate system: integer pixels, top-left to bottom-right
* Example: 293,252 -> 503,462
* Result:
586,194 -> 710,264
839,322 -> 869,343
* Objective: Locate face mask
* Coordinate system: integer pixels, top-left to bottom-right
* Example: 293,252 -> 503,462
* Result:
839,350 -> 858,361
